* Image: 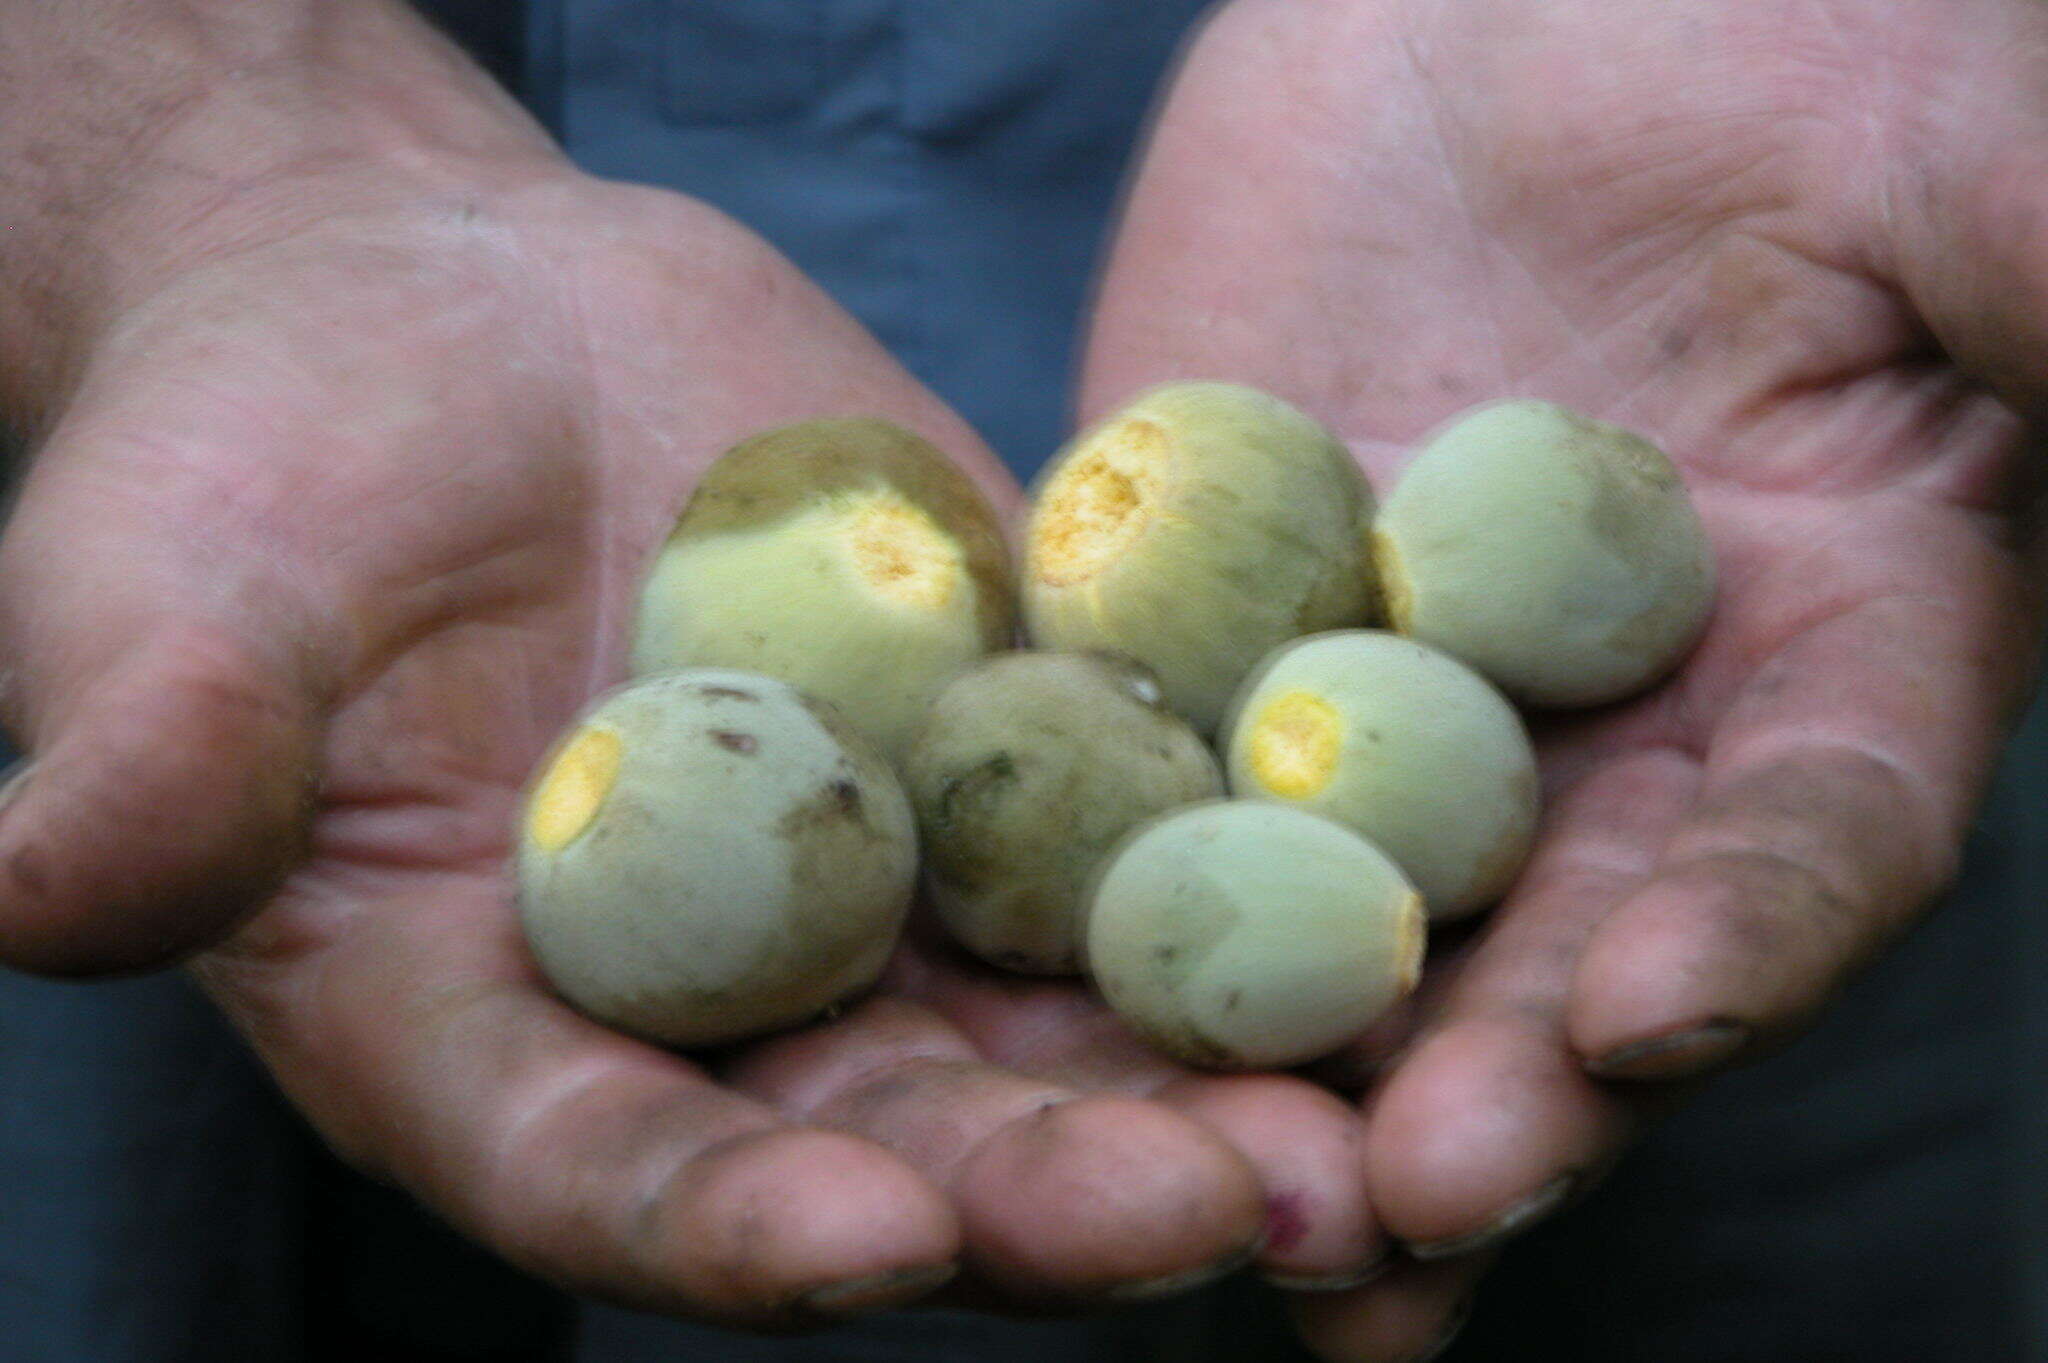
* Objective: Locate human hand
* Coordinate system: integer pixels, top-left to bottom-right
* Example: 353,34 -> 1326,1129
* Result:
0,1 -> 1396,1321
1082,0 -> 2048,1354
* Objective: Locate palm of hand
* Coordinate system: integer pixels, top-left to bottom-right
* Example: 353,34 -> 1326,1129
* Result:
4,176 -> 1357,1320
1084,0 -> 2045,1352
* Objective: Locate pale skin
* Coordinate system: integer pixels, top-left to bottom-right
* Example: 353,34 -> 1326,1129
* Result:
2,0 -> 2043,1358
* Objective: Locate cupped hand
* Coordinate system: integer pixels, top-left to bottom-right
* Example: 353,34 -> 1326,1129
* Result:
0,153 -> 1393,1323
1083,0 -> 2048,1354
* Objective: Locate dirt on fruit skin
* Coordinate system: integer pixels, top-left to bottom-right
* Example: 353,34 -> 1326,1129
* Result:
779,774 -> 875,841
926,751 -> 1022,889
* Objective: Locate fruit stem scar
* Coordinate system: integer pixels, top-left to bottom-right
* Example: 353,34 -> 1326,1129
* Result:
528,726 -> 623,852
1370,528 -> 1411,632
1248,690 -> 1342,799
842,491 -> 962,611
1396,891 -> 1426,990
1029,417 -> 1171,586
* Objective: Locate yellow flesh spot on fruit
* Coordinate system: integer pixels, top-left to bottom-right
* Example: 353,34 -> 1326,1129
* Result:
1371,529 -> 1412,633
1030,417 -> 1172,586
528,727 -> 623,852
842,492 -> 962,611
1248,690 -> 1342,799
1395,891 -> 1427,990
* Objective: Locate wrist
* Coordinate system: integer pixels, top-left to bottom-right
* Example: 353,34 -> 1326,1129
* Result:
0,0 -> 569,428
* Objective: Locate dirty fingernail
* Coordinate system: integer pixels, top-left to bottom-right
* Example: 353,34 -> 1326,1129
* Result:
796,1262 -> 957,1317
1263,1251 -> 1395,1293
1102,1237 -> 1263,1302
1408,1289 -> 1479,1363
1588,1020 -> 1751,1081
1408,1172 -> 1575,1261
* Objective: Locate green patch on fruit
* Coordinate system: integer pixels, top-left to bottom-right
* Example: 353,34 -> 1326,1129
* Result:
1373,400 -> 1713,707
905,652 -> 1223,975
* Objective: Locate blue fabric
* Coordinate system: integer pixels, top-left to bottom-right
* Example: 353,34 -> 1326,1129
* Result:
0,973 -> 302,1363
544,0 -> 1212,477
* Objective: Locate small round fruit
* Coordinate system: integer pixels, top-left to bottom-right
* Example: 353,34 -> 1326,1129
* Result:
1022,382 -> 1376,735
1083,802 -> 1425,1070
1373,400 -> 1715,707
905,651 -> 1224,974
631,418 -> 1015,760
1223,631 -> 1537,921
517,669 -> 917,1049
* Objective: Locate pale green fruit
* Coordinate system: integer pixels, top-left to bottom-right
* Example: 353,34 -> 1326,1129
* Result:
1223,631 -> 1537,921
1022,382 -> 1376,735
1083,801 -> 1425,1070
631,419 -> 1015,761
1374,400 -> 1715,707
904,651 -> 1224,975
517,669 -> 917,1048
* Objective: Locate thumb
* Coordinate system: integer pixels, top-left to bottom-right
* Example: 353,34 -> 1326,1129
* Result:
0,437 -> 329,976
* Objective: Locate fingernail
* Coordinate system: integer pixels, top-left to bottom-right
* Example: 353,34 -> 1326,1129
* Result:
1407,1290 -> 1479,1363
1102,1237 -> 1264,1302
795,1262 -> 957,1317
1588,1020 -> 1751,1081
1408,1172 -> 1575,1261
1263,1251 -> 1396,1293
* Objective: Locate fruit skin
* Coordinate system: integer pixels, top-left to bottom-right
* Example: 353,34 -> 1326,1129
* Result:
1223,630 -> 1537,922
1082,801 -> 1424,1070
631,418 -> 1015,761
1373,400 -> 1715,707
1022,382 -> 1376,735
517,669 -> 917,1049
904,651 -> 1224,975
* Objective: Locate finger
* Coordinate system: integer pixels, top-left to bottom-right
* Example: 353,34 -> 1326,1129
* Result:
1571,529 -> 2029,1078
195,874 -> 961,1328
1161,1074 -> 1390,1290
1307,922 -> 1490,1094
0,448 -> 331,974
1288,1254 -> 1494,1363
724,994 -> 1267,1303
892,936 -> 1387,1288
1362,751 -> 1694,1253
